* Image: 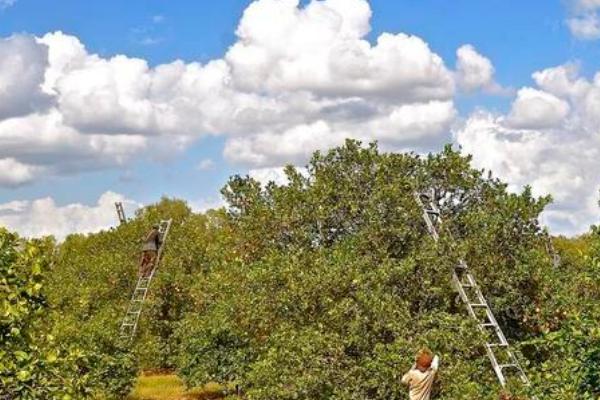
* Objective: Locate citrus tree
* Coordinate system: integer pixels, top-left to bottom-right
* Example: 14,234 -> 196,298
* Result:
45,197 -> 217,397
174,141 -> 566,399
0,229 -> 89,399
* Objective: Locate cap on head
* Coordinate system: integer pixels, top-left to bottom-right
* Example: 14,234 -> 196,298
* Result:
152,224 -> 160,229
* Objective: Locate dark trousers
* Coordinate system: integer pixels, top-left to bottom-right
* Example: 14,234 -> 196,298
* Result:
139,250 -> 157,277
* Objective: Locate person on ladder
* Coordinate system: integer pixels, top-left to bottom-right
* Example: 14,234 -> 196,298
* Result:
402,348 -> 440,400
139,224 -> 161,277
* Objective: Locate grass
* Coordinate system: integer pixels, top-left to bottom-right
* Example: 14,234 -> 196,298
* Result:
127,374 -> 233,400
127,374 -> 186,400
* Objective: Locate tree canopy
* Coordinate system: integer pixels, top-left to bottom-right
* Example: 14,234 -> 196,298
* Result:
2,140 -> 598,399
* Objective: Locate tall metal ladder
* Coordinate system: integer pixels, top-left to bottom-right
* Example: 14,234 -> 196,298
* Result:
544,233 -> 561,269
115,202 -> 127,225
415,190 -> 533,391
119,219 -> 173,342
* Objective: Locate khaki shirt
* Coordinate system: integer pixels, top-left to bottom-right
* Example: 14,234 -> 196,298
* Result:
401,356 -> 440,400
142,229 -> 160,251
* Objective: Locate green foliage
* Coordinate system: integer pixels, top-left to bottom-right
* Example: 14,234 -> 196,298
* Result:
44,198 -> 216,397
175,140 -> 573,399
0,229 -> 89,399
523,229 -> 600,399
5,140 -> 598,399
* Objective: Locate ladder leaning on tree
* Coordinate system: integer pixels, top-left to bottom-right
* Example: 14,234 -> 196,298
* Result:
414,189 -> 535,394
544,233 -> 561,269
115,202 -> 127,225
119,219 -> 173,342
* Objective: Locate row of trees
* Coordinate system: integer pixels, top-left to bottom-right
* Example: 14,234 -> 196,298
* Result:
0,229 -> 134,399
2,140 -> 598,398
172,142 -> 600,399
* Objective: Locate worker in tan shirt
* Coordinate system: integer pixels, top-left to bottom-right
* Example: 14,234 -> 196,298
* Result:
401,349 -> 440,400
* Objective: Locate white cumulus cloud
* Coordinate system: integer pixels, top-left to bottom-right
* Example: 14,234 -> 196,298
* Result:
454,64 -> 600,235
0,191 -> 141,240
0,0 -> 475,183
0,0 -> 519,188
505,88 -> 570,129
227,0 -> 453,101
0,35 -> 52,119
0,158 -> 41,186
566,0 -> 600,39
8,0 -> 598,236
567,13 -> 600,39
249,166 -> 292,187
455,44 -> 503,93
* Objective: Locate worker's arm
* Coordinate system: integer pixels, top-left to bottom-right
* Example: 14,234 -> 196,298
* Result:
431,355 -> 440,371
144,231 -> 154,242
401,370 -> 412,385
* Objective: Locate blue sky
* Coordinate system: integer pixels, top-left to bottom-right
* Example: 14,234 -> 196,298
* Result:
0,0 -> 599,237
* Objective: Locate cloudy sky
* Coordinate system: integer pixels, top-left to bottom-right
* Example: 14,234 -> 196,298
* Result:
0,0 -> 599,239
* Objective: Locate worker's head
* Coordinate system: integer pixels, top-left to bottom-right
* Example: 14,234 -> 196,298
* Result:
415,348 -> 434,372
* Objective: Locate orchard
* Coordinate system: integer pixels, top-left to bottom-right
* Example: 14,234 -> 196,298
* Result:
2,141 -> 598,399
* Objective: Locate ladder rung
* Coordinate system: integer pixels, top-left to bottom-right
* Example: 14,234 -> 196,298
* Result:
499,363 -> 519,370
481,322 -> 496,328
121,323 -> 135,327
487,342 -> 508,348
470,303 -> 488,308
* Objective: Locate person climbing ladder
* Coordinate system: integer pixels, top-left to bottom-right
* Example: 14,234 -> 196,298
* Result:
120,219 -> 172,342
139,224 -> 161,277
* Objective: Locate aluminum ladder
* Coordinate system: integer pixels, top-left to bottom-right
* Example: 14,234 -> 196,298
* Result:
115,202 -> 127,225
119,219 -> 173,342
544,233 -> 561,269
415,190 -> 533,391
